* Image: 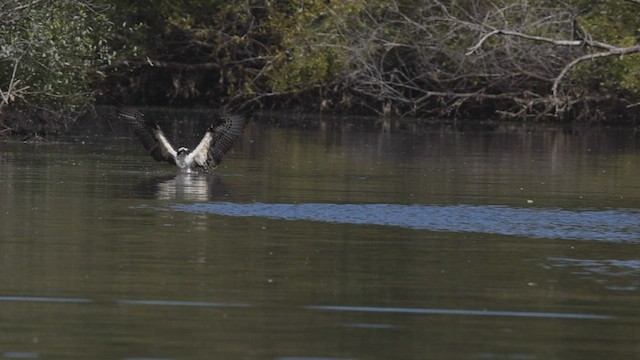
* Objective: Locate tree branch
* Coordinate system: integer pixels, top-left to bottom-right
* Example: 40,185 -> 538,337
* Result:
0,55 -> 24,107
466,29 -> 617,56
10,0 -> 44,12
552,44 -> 640,98
137,58 -> 221,71
96,58 -> 221,72
467,28 -> 640,108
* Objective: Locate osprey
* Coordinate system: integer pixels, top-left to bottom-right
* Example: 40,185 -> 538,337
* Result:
118,106 -> 246,173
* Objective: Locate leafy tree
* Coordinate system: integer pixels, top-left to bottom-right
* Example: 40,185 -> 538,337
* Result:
0,0 -> 114,121
103,0 -> 268,105
3,0 -> 639,128
573,0 -> 640,95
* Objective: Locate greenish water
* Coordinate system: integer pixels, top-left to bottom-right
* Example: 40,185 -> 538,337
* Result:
1,114 -> 639,359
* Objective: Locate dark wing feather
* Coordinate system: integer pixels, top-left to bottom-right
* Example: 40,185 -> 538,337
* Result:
207,114 -> 246,167
117,106 -> 177,164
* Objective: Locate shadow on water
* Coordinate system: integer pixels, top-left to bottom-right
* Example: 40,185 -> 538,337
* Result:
167,202 -> 640,243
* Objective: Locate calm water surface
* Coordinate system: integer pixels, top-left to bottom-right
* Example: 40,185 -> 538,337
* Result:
1,111 -> 639,359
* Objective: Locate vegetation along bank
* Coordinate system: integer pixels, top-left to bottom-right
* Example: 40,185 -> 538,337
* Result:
1,0 -> 639,135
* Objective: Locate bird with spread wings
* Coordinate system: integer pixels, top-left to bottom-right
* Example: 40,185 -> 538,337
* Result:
118,106 -> 246,172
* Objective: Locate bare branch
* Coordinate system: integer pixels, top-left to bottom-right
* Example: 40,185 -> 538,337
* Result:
466,29 -> 617,55
465,25 -> 640,115
10,0 -> 44,12
97,58 -> 221,72
0,55 -> 24,107
552,44 -> 640,98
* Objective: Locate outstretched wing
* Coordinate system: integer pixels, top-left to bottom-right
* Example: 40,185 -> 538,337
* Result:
118,106 -> 177,164
187,114 -> 246,169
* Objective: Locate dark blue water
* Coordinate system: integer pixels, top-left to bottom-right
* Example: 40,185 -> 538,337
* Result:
167,202 -> 640,243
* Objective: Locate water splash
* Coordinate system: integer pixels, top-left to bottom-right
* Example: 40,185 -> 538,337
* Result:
169,202 -> 640,243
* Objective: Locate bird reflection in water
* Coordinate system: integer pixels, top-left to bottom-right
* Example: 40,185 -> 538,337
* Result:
152,173 -> 232,202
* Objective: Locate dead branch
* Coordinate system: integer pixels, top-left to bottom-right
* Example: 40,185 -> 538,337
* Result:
101,58 -> 221,71
467,28 -> 640,107
10,0 -> 45,12
552,44 -> 640,99
0,55 -> 24,108
466,29 -> 617,55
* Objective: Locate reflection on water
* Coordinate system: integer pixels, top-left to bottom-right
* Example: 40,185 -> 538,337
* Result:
168,202 -> 640,242
1,113 -> 640,360
145,173 -> 231,201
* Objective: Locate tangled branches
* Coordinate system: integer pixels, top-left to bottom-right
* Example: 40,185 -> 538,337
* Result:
98,0 -> 640,122
467,27 -> 640,117
318,0 -> 639,120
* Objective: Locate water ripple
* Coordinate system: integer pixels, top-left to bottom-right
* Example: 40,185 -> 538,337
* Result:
546,258 -> 640,291
169,202 -> 640,242
305,305 -> 611,320
2,353 -> 39,359
0,296 -> 92,303
118,299 -> 251,308
0,295 -> 612,320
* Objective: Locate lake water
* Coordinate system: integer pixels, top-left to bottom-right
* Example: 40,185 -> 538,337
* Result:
1,110 -> 639,359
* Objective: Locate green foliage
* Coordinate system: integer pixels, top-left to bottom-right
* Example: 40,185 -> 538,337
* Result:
262,1 -> 366,92
573,0 -> 640,95
0,0 -> 114,114
576,0 -> 639,45
105,0 -> 263,102
2,0 -> 639,124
